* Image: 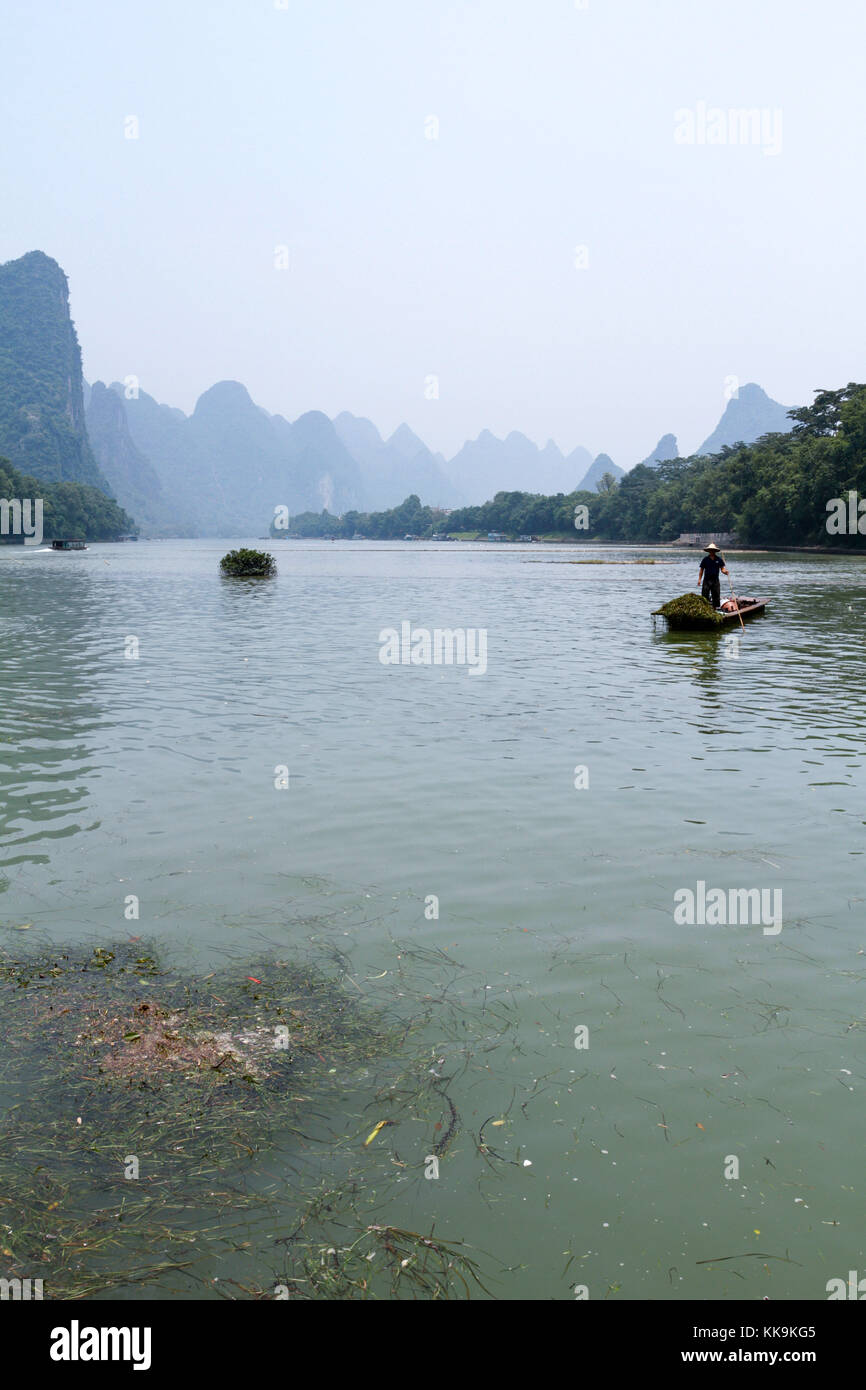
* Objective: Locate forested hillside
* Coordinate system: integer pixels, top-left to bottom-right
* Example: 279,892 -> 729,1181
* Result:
0,454 -> 132,542
0,251 -> 110,491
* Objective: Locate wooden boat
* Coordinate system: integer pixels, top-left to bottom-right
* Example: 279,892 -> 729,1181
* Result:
51,539 -> 88,551
654,596 -> 769,630
717,598 -> 768,623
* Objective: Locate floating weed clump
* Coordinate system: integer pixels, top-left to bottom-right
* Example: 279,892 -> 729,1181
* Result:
219,548 -> 276,578
0,943 -> 394,1296
652,592 -> 726,629
0,940 -> 514,1299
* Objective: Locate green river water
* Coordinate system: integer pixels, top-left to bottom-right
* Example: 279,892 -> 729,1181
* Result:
1,538 -> 865,1300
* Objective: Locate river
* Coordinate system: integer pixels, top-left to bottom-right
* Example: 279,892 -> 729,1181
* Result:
1,538 -> 863,1300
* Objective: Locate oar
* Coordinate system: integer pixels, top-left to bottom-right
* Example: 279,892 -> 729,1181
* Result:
725,560 -> 745,631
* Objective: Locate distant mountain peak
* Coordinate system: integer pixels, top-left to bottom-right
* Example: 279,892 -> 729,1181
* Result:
696,383 -> 791,457
504,429 -> 533,446
86,381 -> 185,535
446,429 -> 595,501
294,408 -> 331,426
637,433 -> 679,469
0,249 -> 111,491
335,412 -> 385,452
11,248 -> 68,282
577,452 -> 625,491
335,414 -> 460,508
193,380 -> 255,415
388,422 -> 430,459
541,438 -> 564,458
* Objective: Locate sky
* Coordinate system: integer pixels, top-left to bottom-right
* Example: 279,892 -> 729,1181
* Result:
2,0 -> 864,466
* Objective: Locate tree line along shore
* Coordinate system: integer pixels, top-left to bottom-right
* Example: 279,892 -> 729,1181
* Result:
283,385 -> 866,552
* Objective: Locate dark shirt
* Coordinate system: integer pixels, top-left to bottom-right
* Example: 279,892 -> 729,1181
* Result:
700,553 -> 725,580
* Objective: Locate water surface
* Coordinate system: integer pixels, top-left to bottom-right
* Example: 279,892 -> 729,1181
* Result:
2,539 -> 864,1299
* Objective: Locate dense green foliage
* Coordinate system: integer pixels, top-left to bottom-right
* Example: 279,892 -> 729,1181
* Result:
219,547 -> 276,577
286,493 -> 449,539
652,593 -> 726,628
284,384 -> 866,549
0,455 -> 133,542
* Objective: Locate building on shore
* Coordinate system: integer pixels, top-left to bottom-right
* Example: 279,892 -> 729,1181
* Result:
671,531 -> 739,548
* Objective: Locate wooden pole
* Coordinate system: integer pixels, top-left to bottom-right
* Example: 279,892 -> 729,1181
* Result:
725,560 -> 745,631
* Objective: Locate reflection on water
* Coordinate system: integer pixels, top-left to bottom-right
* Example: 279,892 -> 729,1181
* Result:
2,539 -> 866,1299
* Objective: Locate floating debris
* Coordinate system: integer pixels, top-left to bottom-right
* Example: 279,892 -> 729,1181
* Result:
0,940 -> 512,1299
363,1120 -> 390,1146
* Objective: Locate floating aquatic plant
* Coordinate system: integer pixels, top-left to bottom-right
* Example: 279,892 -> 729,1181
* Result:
219,548 -> 276,578
652,592 -> 726,629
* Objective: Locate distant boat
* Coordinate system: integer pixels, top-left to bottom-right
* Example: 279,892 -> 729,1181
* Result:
51,539 -> 88,551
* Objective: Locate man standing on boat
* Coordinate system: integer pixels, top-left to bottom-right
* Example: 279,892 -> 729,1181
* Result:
697,543 -> 728,609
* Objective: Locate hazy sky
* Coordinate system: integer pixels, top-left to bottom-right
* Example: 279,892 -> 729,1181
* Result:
2,0 -> 864,465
